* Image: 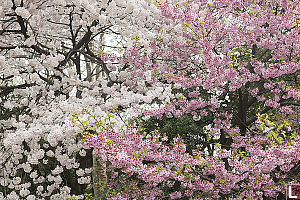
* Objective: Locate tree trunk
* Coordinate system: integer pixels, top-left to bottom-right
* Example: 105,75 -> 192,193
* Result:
92,150 -> 107,200
85,55 -> 93,82
237,87 -> 249,135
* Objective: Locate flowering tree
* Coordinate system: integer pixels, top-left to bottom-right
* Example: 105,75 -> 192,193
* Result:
0,0 -> 299,199
0,0 -> 161,199
80,0 -> 300,199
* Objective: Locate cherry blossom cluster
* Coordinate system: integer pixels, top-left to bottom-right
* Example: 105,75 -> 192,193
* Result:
79,112 -> 300,199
